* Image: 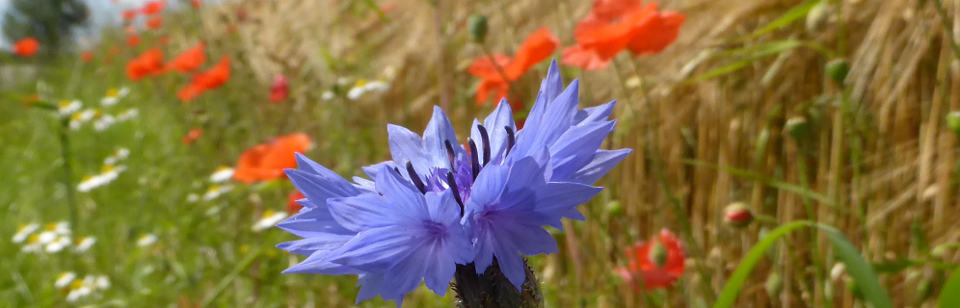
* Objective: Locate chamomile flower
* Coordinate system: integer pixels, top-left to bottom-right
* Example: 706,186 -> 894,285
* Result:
55,272 -> 77,288
346,79 -> 391,100
77,165 -> 127,192
252,210 -> 287,232
58,100 -> 82,117
100,87 -> 130,107
321,90 -> 335,101
136,234 -> 157,247
103,148 -> 130,165
22,235 -> 43,253
74,236 -> 96,253
45,235 -> 72,253
92,113 -> 117,131
116,108 -> 139,121
69,109 -> 96,130
63,275 -> 109,303
202,184 -> 233,201
12,223 -> 39,243
209,166 -> 234,183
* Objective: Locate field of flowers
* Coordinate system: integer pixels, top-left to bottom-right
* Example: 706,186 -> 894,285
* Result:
3,0 -> 960,307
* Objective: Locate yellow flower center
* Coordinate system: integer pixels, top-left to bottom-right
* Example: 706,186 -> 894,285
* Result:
106,88 -> 119,97
27,234 -> 39,244
59,100 -> 71,108
101,165 -> 115,173
262,209 -> 276,218
69,280 -> 85,290
354,79 -> 367,87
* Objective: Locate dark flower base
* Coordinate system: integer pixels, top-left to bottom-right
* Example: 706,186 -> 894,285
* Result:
453,259 -> 542,308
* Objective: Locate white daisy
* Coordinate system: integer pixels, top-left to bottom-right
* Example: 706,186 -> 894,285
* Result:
209,166 -> 234,183
73,236 -> 96,253
45,236 -> 72,253
93,113 -> 117,131
77,165 -> 126,192
252,210 -> 288,232
100,87 -> 130,107
321,90 -> 335,101
103,148 -> 130,165
55,272 -> 77,288
202,185 -> 233,201
21,235 -> 43,253
69,109 -> 96,130
12,223 -> 39,243
58,100 -> 82,117
116,108 -> 139,121
136,234 -> 157,247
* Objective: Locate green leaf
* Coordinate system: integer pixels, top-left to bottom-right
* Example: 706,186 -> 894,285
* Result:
940,266 -> 960,307
714,221 -> 892,308
741,0 -> 820,41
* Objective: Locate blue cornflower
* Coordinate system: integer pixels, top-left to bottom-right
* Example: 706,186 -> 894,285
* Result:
279,60 -> 630,306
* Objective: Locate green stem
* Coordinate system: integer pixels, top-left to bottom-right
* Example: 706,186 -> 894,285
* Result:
58,118 -> 79,233
933,0 -> 960,60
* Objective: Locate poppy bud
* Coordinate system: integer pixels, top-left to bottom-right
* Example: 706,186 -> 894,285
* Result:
784,116 -> 811,141
765,272 -> 782,298
805,1 -> 831,33
468,15 -> 488,43
648,241 -> 668,268
825,59 -> 849,85
947,111 -> 960,136
723,202 -> 753,228
270,75 -> 289,103
605,201 -> 623,217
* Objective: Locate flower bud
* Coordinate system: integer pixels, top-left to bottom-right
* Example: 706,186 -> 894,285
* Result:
723,202 -> 753,228
648,241 -> 668,268
825,59 -> 849,85
468,15 -> 488,43
784,116 -> 811,141
806,1 -> 831,33
605,201 -> 623,217
765,272 -> 782,297
947,111 -> 960,136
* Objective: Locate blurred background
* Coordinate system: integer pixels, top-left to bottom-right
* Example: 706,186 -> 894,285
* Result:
2,0 -> 960,307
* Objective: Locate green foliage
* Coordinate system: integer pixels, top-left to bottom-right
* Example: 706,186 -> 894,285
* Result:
3,0 -> 89,55
714,221 -> 892,308
940,266 -> 960,308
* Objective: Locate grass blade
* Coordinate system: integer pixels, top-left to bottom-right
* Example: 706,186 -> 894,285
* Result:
714,221 -> 891,308
740,0 -> 820,41
940,266 -> 960,307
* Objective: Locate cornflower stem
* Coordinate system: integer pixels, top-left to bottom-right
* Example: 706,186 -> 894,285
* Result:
478,43 -> 523,103
58,117 -> 79,233
453,260 -> 542,308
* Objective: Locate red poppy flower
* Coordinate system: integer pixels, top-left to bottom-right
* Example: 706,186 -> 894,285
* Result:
467,27 -> 557,105
126,48 -> 165,81
122,9 -> 138,21
167,42 -> 206,73
269,75 -> 289,103
233,133 -> 312,183
286,190 -> 305,214
127,34 -> 141,47
177,56 -> 229,102
80,51 -> 95,62
141,0 -> 165,15
191,0 -> 202,9
561,0 -> 684,70
147,16 -> 164,29
13,38 -> 39,57
616,229 -> 685,290
159,36 -> 170,45
181,128 -> 203,145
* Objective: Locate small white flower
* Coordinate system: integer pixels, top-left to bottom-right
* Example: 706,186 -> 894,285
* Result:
45,236 -> 72,253
202,185 -> 233,201
321,90 -> 335,101
73,236 -> 96,253
55,272 -> 77,288
93,275 -> 110,289
346,86 -> 365,100
12,223 -> 39,243
116,108 -> 139,121
136,234 -> 157,247
21,235 -> 42,253
65,285 -> 92,302
100,87 -> 130,107
209,166 -> 234,183
103,148 -> 130,165
365,80 -> 390,92
252,210 -> 288,232
93,114 -> 117,131
69,109 -> 96,130
58,100 -> 82,117
77,165 -> 126,192
186,193 -> 200,203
